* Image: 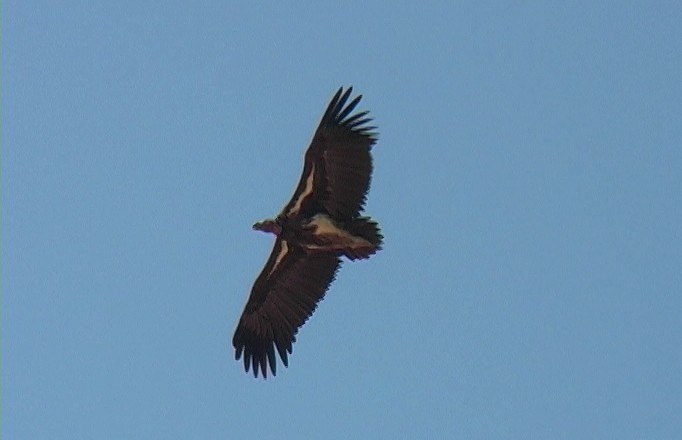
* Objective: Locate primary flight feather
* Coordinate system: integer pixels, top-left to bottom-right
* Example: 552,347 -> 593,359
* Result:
233,87 -> 383,378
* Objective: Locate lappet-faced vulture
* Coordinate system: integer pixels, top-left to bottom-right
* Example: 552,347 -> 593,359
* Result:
233,87 -> 383,378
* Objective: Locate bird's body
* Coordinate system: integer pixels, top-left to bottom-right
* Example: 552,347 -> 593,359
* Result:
254,213 -> 380,260
233,87 -> 382,378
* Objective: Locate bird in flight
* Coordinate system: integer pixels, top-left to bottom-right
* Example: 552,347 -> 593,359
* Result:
233,87 -> 383,378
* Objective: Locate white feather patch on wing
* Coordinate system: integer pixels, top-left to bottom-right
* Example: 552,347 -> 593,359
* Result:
287,164 -> 315,217
267,240 -> 289,279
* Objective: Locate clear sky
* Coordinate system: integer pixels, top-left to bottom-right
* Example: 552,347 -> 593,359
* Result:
4,2 -> 682,439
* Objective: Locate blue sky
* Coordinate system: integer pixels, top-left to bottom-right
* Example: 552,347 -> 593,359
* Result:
4,2 -> 682,438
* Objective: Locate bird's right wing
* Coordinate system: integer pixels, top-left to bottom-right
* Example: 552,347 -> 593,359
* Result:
233,238 -> 341,378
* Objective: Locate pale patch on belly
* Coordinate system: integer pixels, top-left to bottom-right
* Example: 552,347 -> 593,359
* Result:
308,214 -> 342,235
307,214 -> 373,249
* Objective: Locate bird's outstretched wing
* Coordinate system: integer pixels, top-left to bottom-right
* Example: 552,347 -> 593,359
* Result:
233,238 -> 341,378
282,87 -> 377,221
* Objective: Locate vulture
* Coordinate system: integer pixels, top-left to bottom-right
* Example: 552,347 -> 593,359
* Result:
233,87 -> 383,378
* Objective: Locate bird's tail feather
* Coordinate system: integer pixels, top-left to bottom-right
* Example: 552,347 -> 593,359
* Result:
345,217 -> 383,260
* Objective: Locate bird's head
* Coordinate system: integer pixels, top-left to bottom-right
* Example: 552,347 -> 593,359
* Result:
252,218 -> 282,236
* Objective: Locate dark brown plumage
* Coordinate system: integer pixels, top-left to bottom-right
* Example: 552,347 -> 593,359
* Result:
233,87 -> 382,378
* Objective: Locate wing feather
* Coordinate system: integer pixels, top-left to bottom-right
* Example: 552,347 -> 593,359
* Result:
281,87 -> 377,220
233,238 -> 341,378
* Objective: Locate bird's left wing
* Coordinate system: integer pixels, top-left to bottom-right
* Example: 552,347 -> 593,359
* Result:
233,238 -> 341,378
281,87 -> 377,221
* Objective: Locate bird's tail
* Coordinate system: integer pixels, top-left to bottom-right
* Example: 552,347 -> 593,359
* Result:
345,217 -> 383,260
